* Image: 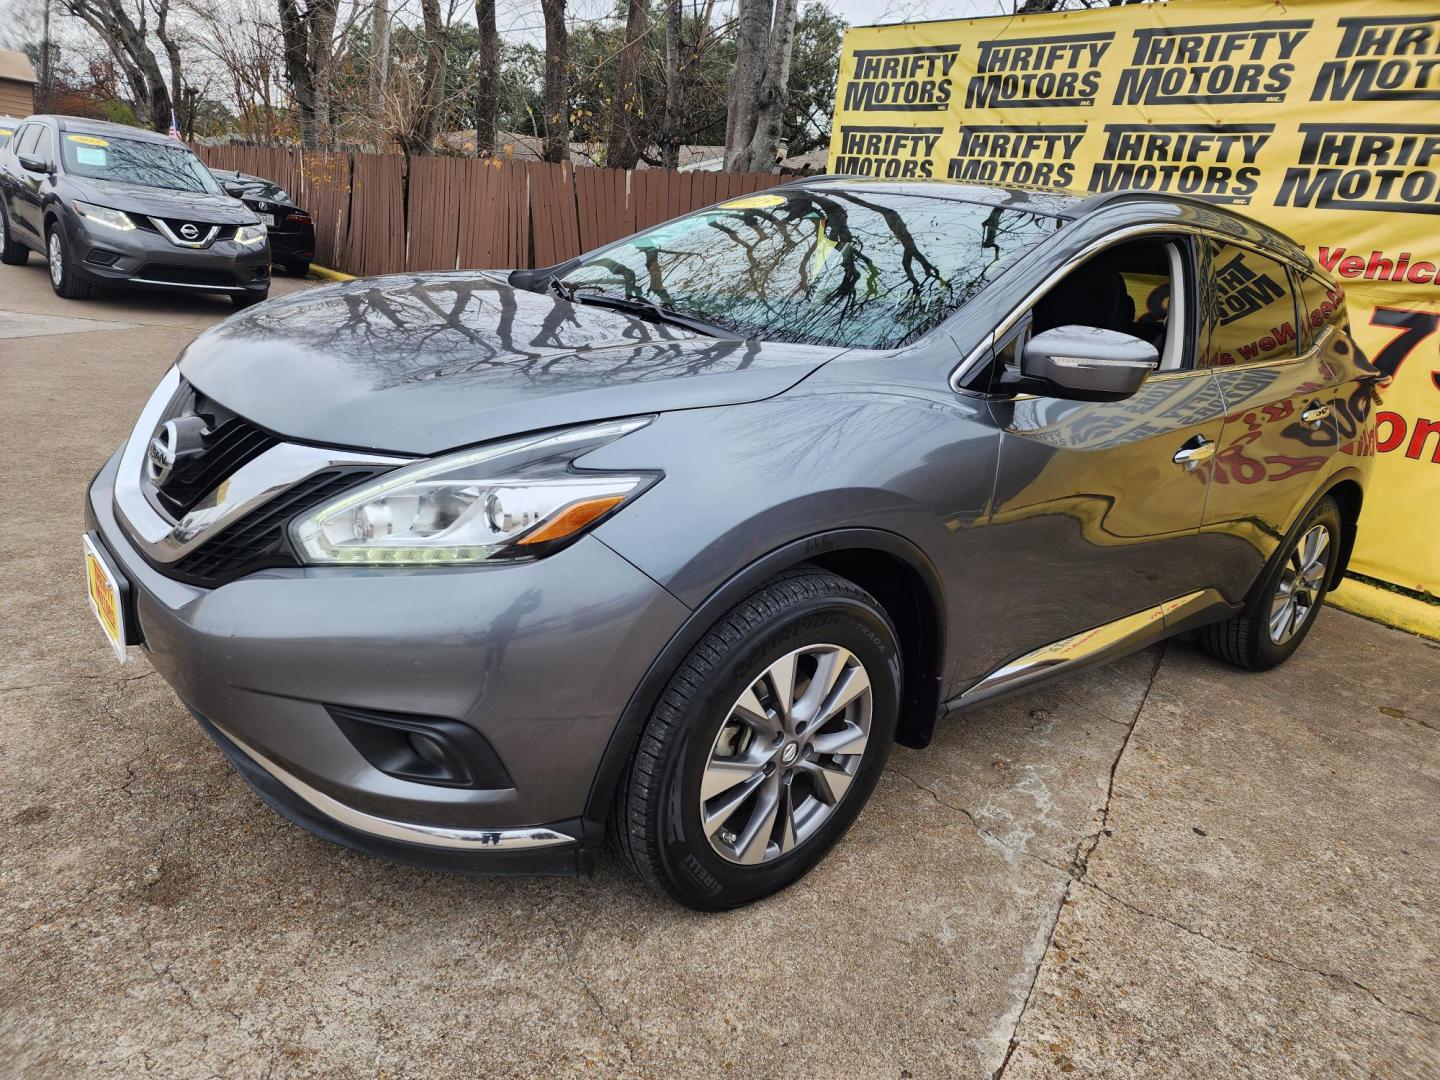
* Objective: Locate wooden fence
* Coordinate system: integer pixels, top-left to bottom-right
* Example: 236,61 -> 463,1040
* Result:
195,146 -> 784,277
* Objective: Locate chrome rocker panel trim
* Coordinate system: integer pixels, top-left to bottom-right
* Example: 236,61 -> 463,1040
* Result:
215,717 -> 576,851
952,588 -> 1229,709
114,367 -> 412,565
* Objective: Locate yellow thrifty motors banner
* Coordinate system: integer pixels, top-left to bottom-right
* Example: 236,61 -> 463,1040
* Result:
829,0 -> 1440,621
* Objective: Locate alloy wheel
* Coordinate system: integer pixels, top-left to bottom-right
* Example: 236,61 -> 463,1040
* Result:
699,643 -> 872,865
1269,523 -> 1330,644
48,232 -> 63,287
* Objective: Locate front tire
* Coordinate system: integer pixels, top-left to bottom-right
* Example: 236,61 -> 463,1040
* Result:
612,568 -> 901,910
1200,496 -> 1342,671
283,260 -> 310,278
0,207 -> 28,265
231,289 -> 268,309
46,220 -> 92,299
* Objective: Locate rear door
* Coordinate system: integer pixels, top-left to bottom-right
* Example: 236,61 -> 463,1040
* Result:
11,122 -> 49,241
963,235 -> 1227,688
2,122 -> 38,243
1197,240 -> 1341,603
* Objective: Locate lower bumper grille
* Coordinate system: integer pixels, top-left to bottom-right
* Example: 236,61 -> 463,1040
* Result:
138,264 -> 240,288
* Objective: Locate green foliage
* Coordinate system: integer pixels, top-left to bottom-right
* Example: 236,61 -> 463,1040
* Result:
784,3 -> 846,156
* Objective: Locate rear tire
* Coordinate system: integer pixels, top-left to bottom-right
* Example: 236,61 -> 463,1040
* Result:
46,220 -> 92,299
1200,496 -> 1342,671
611,568 -> 901,910
0,207 -> 27,265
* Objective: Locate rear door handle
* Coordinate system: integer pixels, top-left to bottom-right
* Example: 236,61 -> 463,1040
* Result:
1173,437 -> 1216,471
1301,402 -> 1331,427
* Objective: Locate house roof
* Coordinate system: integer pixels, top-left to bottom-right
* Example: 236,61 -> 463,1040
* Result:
0,50 -> 37,85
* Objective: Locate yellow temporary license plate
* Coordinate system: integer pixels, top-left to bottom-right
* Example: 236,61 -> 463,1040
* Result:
83,535 -> 127,664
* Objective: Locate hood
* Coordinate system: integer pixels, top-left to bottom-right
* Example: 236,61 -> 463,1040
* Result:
68,176 -> 256,224
178,272 -> 846,455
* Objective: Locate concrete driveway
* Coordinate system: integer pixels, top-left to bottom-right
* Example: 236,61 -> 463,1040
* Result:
2,260 -> 1437,1079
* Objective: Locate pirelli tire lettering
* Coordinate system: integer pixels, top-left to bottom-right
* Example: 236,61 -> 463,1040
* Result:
828,0 -> 1440,616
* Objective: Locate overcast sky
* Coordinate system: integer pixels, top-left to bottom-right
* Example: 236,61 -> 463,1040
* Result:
498,0 -> 1015,43
825,0 -> 1010,27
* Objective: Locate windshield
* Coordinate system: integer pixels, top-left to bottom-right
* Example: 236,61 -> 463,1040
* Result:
0,125 -> 13,149
558,189 -> 1065,349
59,133 -> 222,195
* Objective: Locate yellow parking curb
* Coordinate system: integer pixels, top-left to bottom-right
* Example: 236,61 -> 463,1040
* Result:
1328,578 -> 1440,642
309,264 -> 356,282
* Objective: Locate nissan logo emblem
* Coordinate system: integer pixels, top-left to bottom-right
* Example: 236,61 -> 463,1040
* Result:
179,223 -> 200,240
146,420 -> 180,484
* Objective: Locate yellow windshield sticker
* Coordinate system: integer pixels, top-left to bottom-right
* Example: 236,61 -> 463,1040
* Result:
66,134 -> 110,147
0,128 -> 12,136
719,193 -> 785,211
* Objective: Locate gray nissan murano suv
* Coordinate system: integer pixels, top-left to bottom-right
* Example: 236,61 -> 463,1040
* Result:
82,180 -> 1377,909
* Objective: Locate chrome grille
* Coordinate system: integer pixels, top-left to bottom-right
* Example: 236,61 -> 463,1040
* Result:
147,380 -> 279,519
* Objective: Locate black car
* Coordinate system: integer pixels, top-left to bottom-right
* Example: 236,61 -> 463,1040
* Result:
0,115 -> 271,307
211,168 -> 316,277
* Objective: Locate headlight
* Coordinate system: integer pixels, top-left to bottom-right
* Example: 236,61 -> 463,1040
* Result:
73,201 -> 134,232
290,418 -> 659,565
234,224 -> 267,247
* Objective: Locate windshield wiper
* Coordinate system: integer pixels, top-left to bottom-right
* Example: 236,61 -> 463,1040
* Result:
552,283 -> 735,339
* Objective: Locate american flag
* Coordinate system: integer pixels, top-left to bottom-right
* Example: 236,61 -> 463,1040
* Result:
168,111 -> 182,140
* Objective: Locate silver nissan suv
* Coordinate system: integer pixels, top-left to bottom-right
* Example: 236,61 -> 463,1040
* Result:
82,180 -> 1376,908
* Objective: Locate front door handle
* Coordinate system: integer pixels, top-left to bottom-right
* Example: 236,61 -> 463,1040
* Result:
1301,402 -> 1332,428
1173,436 -> 1216,471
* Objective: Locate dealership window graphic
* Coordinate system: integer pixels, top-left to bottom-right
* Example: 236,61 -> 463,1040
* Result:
829,0 -> 1440,612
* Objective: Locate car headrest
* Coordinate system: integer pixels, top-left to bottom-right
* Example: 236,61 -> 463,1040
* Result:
1035,265 -> 1136,336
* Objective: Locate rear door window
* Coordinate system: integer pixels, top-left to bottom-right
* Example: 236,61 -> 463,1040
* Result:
1201,242 -> 1300,368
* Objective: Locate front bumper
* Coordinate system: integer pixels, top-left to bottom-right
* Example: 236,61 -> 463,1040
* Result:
85,450 -> 690,874
70,214 -> 271,296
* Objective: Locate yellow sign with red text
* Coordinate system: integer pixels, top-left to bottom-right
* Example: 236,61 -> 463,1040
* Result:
829,1 -> 1440,620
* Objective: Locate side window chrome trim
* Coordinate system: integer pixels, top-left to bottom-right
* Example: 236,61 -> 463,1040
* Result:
1203,327 -> 1333,375
949,222 -> 1315,393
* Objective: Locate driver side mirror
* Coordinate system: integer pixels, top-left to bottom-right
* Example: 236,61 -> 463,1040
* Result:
1021,325 -> 1158,402
18,153 -> 50,174
222,182 -> 246,198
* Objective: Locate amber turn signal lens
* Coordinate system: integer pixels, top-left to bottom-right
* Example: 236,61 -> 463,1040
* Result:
516,495 -> 627,546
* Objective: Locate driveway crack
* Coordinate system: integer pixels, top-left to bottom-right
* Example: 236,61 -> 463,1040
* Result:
543,908 -> 640,1075
991,643 -> 1166,1079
